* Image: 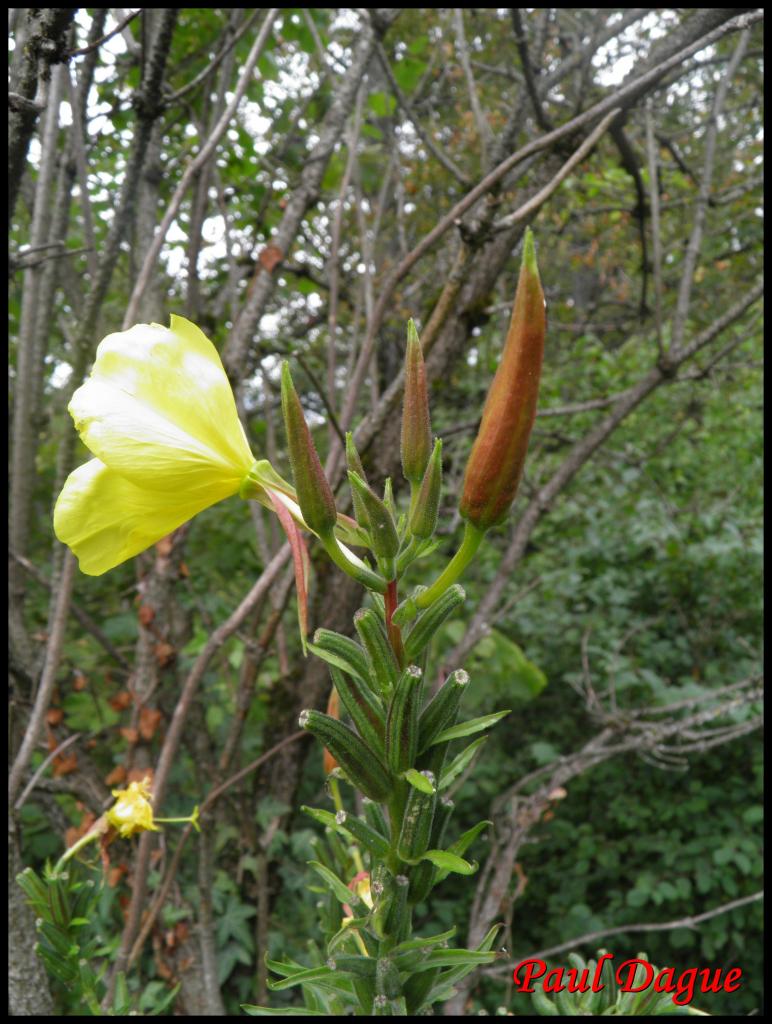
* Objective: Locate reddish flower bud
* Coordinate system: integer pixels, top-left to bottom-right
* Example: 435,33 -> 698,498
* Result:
459,228 -> 546,531
281,362 -> 337,538
401,319 -> 432,485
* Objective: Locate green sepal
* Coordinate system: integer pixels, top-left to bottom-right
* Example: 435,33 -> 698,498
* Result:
36,942 -> 78,985
385,665 -> 424,775
37,917 -> 78,959
396,776 -> 436,863
345,432 -> 371,529
300,709 -> 392,801
403,585 -> 465,664
409,438 -> 442,539
348,471 -> 399,578
329,665 -> 386,760
354,608 -> 400,698
376,955 -> 403,1000
308,629 -> 371,687
407,795 -> 453,904
362,797 -> 390,839
382,873 -> 410,946
417,667 -> 469,754
280,362 -> 337,538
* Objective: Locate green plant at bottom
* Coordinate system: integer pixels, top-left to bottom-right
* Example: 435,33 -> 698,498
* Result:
244,233 -> 546,1015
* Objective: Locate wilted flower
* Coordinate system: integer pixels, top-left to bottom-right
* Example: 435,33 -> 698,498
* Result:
105,777 -> 160,838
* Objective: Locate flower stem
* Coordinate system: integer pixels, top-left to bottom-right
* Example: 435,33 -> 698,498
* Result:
385,579 -> 405,667
415,521 -> 485,609
321,533 -> 387,593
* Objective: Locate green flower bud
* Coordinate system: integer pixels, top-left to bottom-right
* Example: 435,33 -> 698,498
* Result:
401,319 -> 432,485
345,432 -> 371,529
348,470 -> 400,580
409,438 -> 442,539
280,362 -> 337,538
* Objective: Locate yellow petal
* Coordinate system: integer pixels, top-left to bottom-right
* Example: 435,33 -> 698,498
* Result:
69,316 -> 253,492
106,779 -> 159,837
53,458 -> 236,575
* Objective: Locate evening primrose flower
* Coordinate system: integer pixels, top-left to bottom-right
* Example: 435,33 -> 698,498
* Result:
54,316 -> 293,576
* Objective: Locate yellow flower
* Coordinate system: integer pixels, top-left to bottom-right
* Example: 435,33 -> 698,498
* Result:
54,315 -> 282,576
106,778 -> 160,838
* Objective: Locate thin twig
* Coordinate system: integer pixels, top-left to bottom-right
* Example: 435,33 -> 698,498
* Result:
453,9 -> 491,165
493,108 -> 622,231
123,10 -> 279,326
9,552 -> 76,805
374,40 -> 470,186
127,729 -> 305,967
14,732 -> 82,811
645,99 -> 665,359
166,9 -> 264,104
67,9 -> 141,57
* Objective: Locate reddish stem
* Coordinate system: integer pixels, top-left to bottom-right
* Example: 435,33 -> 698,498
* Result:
385,578 -> 405,667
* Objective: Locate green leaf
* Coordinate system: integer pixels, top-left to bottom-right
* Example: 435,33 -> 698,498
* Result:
439,736 -> 487,790
368,91 -> 396,118
307,861 -> 362,908
419,849 -> 477,875
405,768 -> 436,794
415,947 -> 497,971
448,819 -> 491,855
432,710 -> 511,744
391,926 -> 457,955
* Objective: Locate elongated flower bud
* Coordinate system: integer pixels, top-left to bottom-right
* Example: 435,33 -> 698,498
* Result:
401,319 -> 432,485
281,362 -> 337,538
348,471 -> 399,579
459,228 -> 546,530
345,432 -> 370,528
409,438 -> 442,539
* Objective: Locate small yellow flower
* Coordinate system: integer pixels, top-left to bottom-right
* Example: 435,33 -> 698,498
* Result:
106,778 -> 160,838
54,316 -> 287,576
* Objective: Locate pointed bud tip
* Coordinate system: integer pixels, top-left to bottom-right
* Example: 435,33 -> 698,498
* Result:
522,227 -> 538,276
